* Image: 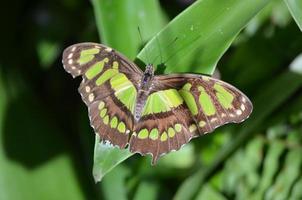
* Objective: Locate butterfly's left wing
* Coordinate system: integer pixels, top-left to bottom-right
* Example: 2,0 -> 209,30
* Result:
129,74 -> 253,164
62,43 -> 143,148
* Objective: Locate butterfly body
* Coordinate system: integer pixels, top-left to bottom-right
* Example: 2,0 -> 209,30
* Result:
62,42 -> 253,164
134,64 -> 155,121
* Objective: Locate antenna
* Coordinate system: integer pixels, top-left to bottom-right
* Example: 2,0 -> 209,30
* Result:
151,37 -> 178,66
158,34 -> 202,67
156,35 -> 163,65
137,27 -> 151,65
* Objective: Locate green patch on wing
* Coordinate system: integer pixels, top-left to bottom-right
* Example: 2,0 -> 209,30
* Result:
138,129 -> 149,139
160,132 -> 168,141
142,89 -> 183,115
110,116 -> 118,128
117,122 -> 126,133
77,48 -> 100,65
179,83 -> 198,116
149,128 -> 159,140
214,83 -> 234,109
85,58 -> 109,79
110,73 -> 137,114
96,69 -> 119,86
198,86 -> 216,116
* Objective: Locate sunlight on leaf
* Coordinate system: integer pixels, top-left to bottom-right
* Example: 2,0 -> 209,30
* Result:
93,135 -> 132,182
290,53 -> 302,74
284,0 -> 302,31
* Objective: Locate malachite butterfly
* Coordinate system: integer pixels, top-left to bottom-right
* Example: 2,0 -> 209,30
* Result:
62,42 -> 253,164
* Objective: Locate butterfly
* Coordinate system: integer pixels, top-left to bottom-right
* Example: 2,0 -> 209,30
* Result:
62,42 -> 253,164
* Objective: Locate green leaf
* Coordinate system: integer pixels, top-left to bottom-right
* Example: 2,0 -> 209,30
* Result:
133,181 -> 159,200
93,135 -> 132,182
138,0 -> 271,75
265,148 -> 302,200
101,165 -> 129,200
221,137 -> 264,198
195,185 -> 227,200
284,0 -> 302,31
159,144 -> 194,169
92,0 -> 165,59
289,177 -> 302,199
173,170 -> 205,200
250,140 -> 285,200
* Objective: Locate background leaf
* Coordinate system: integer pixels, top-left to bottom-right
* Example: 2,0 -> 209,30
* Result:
93,135 -> 132,182
284,0 -> 302,31
92,0 -> 166,59
138,0 -> 272,74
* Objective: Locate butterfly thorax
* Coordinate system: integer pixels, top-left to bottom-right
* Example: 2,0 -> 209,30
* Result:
134,64 -> 155,121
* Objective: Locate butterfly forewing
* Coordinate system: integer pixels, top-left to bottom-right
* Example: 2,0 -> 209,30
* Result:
62,43 -> 142,148
62,42 -> 142,78
154,74 -> 253,129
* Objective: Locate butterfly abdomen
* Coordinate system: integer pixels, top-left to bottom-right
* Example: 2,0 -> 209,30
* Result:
134,65 -> 155,121
134,89 -> 150,121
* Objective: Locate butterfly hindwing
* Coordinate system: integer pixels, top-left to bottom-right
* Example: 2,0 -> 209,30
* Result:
62,43 -> 142,148
130,103 -> 198,164
88,95 -> 133,148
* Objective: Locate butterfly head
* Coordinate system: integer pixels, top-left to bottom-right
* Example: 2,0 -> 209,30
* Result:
141,64 -> 154,89
144,64 -> 154,77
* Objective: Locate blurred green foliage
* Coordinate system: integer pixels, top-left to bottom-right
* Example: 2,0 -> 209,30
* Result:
0,0 -> 301,200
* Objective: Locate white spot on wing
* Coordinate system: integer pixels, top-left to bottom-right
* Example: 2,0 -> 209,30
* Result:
240,104 -> 246,111
236,109 -> 242,115
68,59 -> 73,64
242,97 -> 246,103
202,76 -> 210,81
105,47 -> 112,52
71,47 -> 76,52
68,53 -> 73,59
88,93 -> 94,102
211,118 -> 217,123
230,113 -> 235,118
85,86 -> 91,93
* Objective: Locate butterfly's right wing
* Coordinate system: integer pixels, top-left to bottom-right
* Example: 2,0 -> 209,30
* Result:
129,73 -> 253,164
62,43 -> 143,148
